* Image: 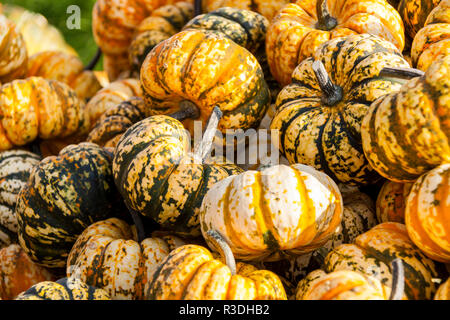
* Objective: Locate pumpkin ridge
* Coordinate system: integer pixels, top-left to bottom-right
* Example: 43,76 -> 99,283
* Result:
180,35 -> 207,98
316,115 -> 340,182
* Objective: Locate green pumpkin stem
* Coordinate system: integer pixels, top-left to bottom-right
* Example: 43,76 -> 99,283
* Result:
84,47 -> 102,71
126,202 -> 146,243
168,100 -> 200,122
316,0 -> 338,31
193,106 -> 222,163
194,0 -> 203,16
379,67 -> 425,80
205,230 -> 237,276
389,258 -> 405,300
312,60 -> 343,106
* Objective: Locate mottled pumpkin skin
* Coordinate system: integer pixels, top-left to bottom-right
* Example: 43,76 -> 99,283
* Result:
202,0 -> 293,21
324,222 -> 440,300
0,150 -> 40,248
87,97 -> 148,148
266,0 -> 405,86
0,15 -> 27,84
258,189 -> 377,284
361,55 -> 450,183
200,164 -> 343,262
67,218 -> 186,300
376,180 -> 413,224
0,77 -> 89,152
405,163 -> 450,263
411,0 -> 450,71
0,244 -> 54,300
141,29 -> 270,137
129,2 -> 194,76
398,0 -> 441,41
148,244 -> 287,300
26,51 -> 102,101
270,34 -> 409,185
15,277 -> 110,300
85,78 -> 142,130
434,277 -> 450,299
16,142 -> 126,268
296,269 -> 386,300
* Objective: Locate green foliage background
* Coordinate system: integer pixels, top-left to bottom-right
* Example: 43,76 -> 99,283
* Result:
3,0 -> 101,69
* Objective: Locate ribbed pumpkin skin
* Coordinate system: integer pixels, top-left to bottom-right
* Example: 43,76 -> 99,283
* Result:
0,15 -> 27,84
0,244 -> 54,300
87,97 -> 148,148
67,218 -> 186,300
200,164 -> 343,261
324,222 -> 439,300
411,0 -> 450,71
129,2 -> 194,75
202,0 -> 293,21
296,269 -> 386,300
266,0 -> 405,86
434,277 -> 450,299
148,244 -> 287,300
16,142 -> 125,268
140,29 -> 270,136
0,77 -> 89,151
0,150 -> 40,248
376,180 -> 413,224
270,34 -> 409,185
405,163 -> 450,263
85,78 -> 142,129
361,55 -> 450,183
15,277 -> 110,300
26,51 -> 102,101
258,189 -> 377,284
398,0 -> 441,41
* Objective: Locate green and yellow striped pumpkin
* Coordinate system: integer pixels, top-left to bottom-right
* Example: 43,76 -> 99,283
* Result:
398,0 -> 441,41
270,34 -> 410,185
16,142 -> 126,268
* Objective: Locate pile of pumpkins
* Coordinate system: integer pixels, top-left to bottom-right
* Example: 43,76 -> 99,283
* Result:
0,0 -> 449,300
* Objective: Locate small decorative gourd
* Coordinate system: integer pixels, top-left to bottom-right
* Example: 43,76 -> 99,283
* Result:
398,0 -> 441,41
376,180 -> 414,224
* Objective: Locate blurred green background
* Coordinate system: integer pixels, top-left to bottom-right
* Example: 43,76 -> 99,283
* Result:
3,0 -> 101,68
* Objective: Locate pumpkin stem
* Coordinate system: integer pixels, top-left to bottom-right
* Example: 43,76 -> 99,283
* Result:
126,202 -> 146,243
312,60 -> 343,106
389,258 -> 405,300
194,0 -> 203,16
193,106 -> 222,163
379,67 -> 425,80
316,0 -> 338,31
84,47 -> 102,71
168,100 -> 200,122
205,230 -> 237,276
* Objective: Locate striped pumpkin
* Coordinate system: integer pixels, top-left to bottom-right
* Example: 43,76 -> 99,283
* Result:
67,218 -> 186,300
376,180 -> 414,224
0,14 -> 27,84
15,277 -> 110,300
26,51 -> 102,101
200,163 -> 343,261
0,244 -> 54,300
324,222 -> 440,300
434,277 -> 450,299
85,78 -> 142,130
398,0 -> 441,41
129,2 -> 194,76
270,34 -> 410,185
266,0 -> 405,86
16,142 -> 126,268
0,150 -> 40,248
411,0 -> 450,71
87,97 -> 148,148
0,77 -> 89,152
147,231 -> 287,300
295,269 -> 387,300
361,55 -> 450,183
258,188 -> 377,284
405,163 -> 450,263
140,29 -> 270,137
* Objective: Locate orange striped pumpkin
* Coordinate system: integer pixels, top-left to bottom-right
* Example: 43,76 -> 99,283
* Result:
376,180 -> 414,224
